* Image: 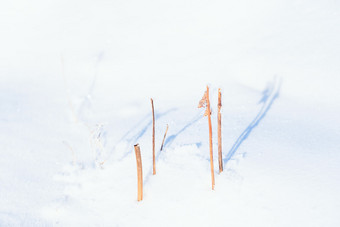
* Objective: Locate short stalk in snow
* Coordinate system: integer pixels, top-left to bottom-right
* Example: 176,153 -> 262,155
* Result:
160,124 -> 169,152
134,144 -> 143,201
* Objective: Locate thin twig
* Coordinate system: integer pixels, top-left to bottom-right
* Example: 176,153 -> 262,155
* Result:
160,124 -> 169,151
151,98 -> 156,175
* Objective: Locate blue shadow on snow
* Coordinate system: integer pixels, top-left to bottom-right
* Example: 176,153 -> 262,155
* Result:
223,77 -> 282,165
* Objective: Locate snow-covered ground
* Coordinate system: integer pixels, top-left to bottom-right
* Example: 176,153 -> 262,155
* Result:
1,0 -> 340,226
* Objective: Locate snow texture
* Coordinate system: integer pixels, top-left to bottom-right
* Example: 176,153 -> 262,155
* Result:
1,0 -> 340,226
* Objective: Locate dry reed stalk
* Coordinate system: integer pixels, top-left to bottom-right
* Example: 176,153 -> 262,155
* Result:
134,144 -> 143,201
151,98 -> 156,175
198,86 -> 215,190
160,124 -> 169,151
206,86 -> 215,190
218,88 -> 223,173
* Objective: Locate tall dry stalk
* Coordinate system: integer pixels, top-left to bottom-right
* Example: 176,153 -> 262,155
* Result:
218,88 -> 223,173
198,86 -> 215,190
134,144 -> 143,201
151,98 -> 156,175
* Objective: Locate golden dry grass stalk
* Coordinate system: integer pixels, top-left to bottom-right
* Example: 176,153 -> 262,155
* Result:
134,144 -> 143,201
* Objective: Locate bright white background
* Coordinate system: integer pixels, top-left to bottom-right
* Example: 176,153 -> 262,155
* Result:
0,0 -> 339,226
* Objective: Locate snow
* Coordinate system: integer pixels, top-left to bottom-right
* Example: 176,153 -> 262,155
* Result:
1,0 -> 340,226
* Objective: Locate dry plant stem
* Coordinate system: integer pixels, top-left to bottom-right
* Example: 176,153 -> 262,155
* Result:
206,86 -> 215,190
151,98 -> 156,175
160,124 -> 169,151
218,88 -> 223,173
134,144 -> 143,201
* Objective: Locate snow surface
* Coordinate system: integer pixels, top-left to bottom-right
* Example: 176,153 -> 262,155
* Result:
1,0 -> 340,226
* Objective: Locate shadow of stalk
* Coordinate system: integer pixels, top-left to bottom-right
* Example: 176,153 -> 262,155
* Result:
117,108 -> 177,161
143,112 -> 203,184
163,113 -> 203,149
223,77 -> 282,165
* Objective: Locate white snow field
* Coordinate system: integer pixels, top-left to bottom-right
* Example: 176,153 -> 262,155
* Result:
1,0 -> 340,226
